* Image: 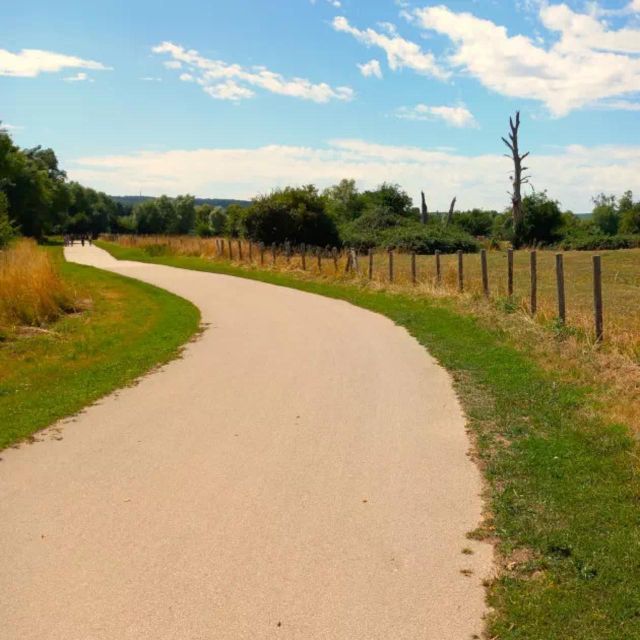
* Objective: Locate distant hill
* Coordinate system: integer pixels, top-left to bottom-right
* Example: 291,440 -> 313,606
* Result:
111,195 -> 251,208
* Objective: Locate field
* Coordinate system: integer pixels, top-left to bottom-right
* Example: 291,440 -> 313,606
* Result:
108,235 -> 640,359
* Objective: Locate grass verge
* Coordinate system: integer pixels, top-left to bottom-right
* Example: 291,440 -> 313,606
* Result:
0,246 -> 200,449
99,239 -> 640,640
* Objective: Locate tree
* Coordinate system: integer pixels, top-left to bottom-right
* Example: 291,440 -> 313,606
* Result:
619,191 -> 640,234
0,191 -> 17,248
171,195 -> 196,235
502,111 -> 530,247
520,191 -> 563,245
244,185 -> 339,246
592,193 -> 619,235
361,182 -> 414,218
323,179 -> 363,223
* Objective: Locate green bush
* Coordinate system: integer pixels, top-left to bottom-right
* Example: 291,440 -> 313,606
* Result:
559,232 -> 640,251
244,185 -> 339,246
341,208 -> 478,253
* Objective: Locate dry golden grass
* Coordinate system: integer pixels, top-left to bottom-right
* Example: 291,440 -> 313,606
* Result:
108,234 -> 640,428
0,239 -> 76,333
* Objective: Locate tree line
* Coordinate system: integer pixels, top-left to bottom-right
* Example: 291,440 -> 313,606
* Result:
2,121 -> 639,253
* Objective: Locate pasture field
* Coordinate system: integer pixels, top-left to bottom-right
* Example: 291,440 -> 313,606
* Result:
0,243 -> 200,448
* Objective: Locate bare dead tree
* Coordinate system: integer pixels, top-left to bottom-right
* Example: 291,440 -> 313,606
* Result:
420,191 -> 429,224
446,197 -> 457,225
502,111 -> 530,247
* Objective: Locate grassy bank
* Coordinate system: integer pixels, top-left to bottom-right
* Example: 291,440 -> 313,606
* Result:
0,245 -> 200,449
99,239 -> 640,640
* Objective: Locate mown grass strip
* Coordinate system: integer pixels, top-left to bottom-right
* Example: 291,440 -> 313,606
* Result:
0,246 -> 200,449
98,240 -> 640,640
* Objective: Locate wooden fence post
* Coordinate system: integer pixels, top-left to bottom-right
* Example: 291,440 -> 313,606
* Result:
237,239 -> 242,261
248,241 -> 253,263
481,249 -> 489,297
271,242 -> 277,265
368,248 -> 373,280
457,250 -> 464,293
260,242 -> 265,266
285,241 -> 291,263
555,253 -> 566,323
507,248 -> 514,298
301,243 -> 306,270
435,250 -> 442,285
388,249 -> 394,283
593,255 -> 603,342
317,248 -> 322,272
411,252 -> 417,285
332,247 -> 338,273
228,238 -> 233,260
530,250 -> 537,316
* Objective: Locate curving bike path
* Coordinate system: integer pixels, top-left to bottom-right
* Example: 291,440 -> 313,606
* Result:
0,244 -> 491,639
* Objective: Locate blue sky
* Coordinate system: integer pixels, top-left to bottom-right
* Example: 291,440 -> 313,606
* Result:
2,0 -> 639,211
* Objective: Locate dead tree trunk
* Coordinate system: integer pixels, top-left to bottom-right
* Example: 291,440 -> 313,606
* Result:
446,197 -> 457,225
420,191 -> 429,224
502,111 -> 530,248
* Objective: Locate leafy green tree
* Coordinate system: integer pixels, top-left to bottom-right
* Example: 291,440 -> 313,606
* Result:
225,203 -> 247,237
195,204 -> 226,236
133,200 -> 164,234
244,185 -> 339,245
619,191 -> 640,234
323,179 -> 364,223
592,193 -> 619,235
519,191 -> 564,245
171,195 -> 196,235
361,182 -> 415,218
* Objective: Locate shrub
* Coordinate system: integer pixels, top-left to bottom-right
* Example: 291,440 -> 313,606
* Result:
244,186 -> 340,246
559,232 -> 640,251
450,209 -> 498,237
341,209 -> 479,253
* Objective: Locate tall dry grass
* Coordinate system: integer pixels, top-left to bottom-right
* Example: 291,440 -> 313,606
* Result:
0,240 -> 76,332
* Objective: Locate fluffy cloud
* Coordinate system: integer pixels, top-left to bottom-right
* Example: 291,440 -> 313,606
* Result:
332,16 -> 448,79
411,3 -> 640,116
395,104 -> 478,127
358,59 -> 383,79
69,139 -> 640,212
0,48 -> 110,78
153,41 -> 353,103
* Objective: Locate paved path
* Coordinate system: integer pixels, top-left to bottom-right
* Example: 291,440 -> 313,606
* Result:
1,245 -> 491,639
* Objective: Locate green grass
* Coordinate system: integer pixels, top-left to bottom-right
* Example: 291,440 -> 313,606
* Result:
0,246 -> 200,449
98,239 -> 640,639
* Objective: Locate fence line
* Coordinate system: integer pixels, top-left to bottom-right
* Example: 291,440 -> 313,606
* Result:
106,234 -> 609,343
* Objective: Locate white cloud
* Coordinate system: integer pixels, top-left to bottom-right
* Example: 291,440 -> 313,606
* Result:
411,3 -> 640,116
395,104 -> 478,128
332,16 -> 449,79
358,59 -> 383,78
69,139 -> 640,212
152,41 -> 354,103
0,123 -> 23,131
141,76 -> 162,82
0,48 -> 110,78
63,72 -> 93,83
